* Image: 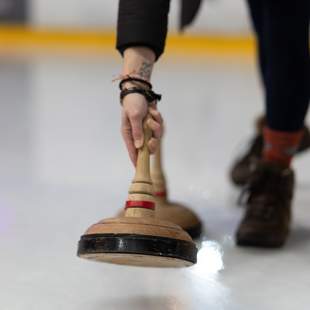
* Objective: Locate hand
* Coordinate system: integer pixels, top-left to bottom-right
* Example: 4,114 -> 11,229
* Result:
121,93 -> 163,166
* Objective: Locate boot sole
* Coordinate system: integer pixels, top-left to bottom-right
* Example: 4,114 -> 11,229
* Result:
236,234 -> 286,248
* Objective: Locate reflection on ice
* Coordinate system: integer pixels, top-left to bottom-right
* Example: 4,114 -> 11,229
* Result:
190,240 -> 224,277
184,241 -> 233,308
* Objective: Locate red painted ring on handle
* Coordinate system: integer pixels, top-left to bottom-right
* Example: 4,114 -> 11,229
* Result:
154,191 -> 167,198
125,200 -> 155,210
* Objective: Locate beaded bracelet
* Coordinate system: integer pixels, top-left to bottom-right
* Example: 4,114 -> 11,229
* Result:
119,76 -> 153,90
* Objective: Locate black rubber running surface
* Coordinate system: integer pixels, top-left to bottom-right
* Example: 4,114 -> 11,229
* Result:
78,233 -> 197,264
185,223 -> 202,240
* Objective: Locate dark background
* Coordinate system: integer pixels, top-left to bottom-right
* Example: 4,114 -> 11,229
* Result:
0,0 -> 27,23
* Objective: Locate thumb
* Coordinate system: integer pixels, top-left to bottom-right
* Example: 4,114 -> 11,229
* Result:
130,115 -> 144,149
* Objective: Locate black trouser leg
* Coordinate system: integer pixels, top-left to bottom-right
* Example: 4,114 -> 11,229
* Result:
247,0 -> 310,132
246,0 -> 267,88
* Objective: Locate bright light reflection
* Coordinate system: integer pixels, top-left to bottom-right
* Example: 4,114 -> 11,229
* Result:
189,241 -> 224,277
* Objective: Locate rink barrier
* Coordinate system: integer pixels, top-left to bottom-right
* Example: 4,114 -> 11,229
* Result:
0,25 -> 255,57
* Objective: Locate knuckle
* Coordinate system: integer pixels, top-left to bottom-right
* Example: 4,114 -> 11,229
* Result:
153,122 -> 160,131
153,110 -> 160,117
130,110 -> 142,120
132,130 -> 142,139
120,125 -> 126,134
146,119 -> 153,126
121,124 -> 129,134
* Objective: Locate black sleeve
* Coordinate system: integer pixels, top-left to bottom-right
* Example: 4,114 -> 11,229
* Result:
116,0 -> 170,60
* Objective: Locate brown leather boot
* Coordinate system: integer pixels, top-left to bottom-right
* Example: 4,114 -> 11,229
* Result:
230,116 -> 310,186
236,161 -> 294,248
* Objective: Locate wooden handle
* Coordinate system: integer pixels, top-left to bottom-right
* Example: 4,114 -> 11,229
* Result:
125,115 -> 155,218
151,140 -> 167,198
133,115 -> 152,184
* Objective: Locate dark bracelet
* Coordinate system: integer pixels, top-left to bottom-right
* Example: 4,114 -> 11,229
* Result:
119,76 -> 153,90
120,87 -> 162,104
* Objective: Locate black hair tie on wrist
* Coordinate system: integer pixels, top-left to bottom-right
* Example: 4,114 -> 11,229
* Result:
120,87 -> 162,105
119,77 -> 153,90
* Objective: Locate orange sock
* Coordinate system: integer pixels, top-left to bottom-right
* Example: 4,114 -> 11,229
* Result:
263,127 -> 303,167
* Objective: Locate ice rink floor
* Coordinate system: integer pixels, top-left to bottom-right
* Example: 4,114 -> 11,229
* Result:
1,53 -> 310,310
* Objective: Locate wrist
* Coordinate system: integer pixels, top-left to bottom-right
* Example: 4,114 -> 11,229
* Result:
120,88 -> 162,106
122,47 -> 155,82
121,71 -> 152,83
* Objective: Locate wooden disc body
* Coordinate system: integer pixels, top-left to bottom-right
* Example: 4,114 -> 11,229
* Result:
117,197 -> 202,238
78,216 -> 197,267
154,197 -> 202,238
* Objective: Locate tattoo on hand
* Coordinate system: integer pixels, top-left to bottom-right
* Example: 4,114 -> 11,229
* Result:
138,61 -> 152,80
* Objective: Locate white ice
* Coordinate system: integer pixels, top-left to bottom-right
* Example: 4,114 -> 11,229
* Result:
0,53 -> 309,310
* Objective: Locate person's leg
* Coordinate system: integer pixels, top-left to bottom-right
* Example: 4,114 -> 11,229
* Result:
264,0 -> 309,134
246,0 -> 267,88
237,0 -> 310,247
262,0 -> 309,166
230,0 -> 310,186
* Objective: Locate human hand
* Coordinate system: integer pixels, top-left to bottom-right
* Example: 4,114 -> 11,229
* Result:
121,93 -> 163,166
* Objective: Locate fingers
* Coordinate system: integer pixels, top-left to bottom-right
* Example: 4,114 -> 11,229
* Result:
149,106 -> 163,125
121,111 -> 138,165
146,117 -> 162,139
128,106 -> 163,153
148,137 -> 159,154
129,111 -> 144,149
121,97 -> 164,165
147,108 -> 163,154
122,95 -> 147,149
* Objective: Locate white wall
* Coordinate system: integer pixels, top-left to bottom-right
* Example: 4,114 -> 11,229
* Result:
31,0 -> 252,35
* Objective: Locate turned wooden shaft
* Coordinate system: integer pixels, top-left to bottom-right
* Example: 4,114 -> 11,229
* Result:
151,140 -> 168,198
125,115 -> 155,218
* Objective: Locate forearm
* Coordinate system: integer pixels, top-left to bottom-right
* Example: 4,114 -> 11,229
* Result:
122,47 -> 156,87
